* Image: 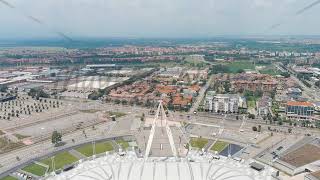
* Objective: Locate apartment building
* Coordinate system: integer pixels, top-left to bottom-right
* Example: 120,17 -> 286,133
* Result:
204,94 -> 240,113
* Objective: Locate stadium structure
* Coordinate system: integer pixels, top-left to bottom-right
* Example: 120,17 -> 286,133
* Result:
45,101 -> 277,180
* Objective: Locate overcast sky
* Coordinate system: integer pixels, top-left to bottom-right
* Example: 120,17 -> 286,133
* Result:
0,0 -> 320,39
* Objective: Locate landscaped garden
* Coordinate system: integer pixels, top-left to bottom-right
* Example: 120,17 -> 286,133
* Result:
75,141 -> 114,157
0,176 -> 17,180
211,141 -> 229,153
21,163 -> 47,176
190,137 -> 208,149
116,139 -> 130,149
40,152 -> 79,172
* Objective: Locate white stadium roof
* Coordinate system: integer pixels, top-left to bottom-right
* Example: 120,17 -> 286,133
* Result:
46,151 -> 275,180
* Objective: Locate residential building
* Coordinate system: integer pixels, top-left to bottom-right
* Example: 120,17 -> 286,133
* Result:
287,88 -> 302,97
257,96 -> 272,116
204,94 -> 240,113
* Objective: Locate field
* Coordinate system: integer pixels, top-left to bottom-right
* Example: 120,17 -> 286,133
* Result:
14,134 -> 30,140
75,141 -> 114,157
258,65 -> 281,76
79,109 -> 100,113
0,176 -> 17,180
21,163 -> 47,176
107,111 -> 127,118
247,100 -> 256,109
190,138 -> 208,149
116,139 -> 130,149
40,152 -> 78,172
0,137 -> 24,153
224,61 -> 255,73
211,141 -> 229,152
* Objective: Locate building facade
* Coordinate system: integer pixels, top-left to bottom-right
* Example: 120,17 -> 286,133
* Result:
286,101 -> 314,120
204,94 -> 240,113
257,96 -> 272,116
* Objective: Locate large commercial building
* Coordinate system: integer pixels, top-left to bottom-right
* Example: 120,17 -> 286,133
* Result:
286,101 -> 314,120
204,94 -> 240,113
273,137 -> 320,176
46,151 -> 277,180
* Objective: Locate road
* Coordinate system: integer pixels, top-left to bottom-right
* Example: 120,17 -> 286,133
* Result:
1,101 -> 320,177
275,62 -> 320,101
189,74 -> 214,113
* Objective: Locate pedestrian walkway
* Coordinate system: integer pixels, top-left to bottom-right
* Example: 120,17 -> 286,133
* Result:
68,149 -> 86,159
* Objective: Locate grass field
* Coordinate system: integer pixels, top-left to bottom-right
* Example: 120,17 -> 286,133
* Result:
22,163 -> 47,176
107,111 -> 126,118
40,152 -> 78,172
0,137 -> 24,153
75,141 -> 114,157
224,61 -> 255,73
247,100 -> 256,109
0,176 -> 18,180
211,141 -> 229,152
190,138 -> 208,149
14,134 -> 30,140
79,109 -> 100,113
259,66 -> 281,76
116,139 -> 130,149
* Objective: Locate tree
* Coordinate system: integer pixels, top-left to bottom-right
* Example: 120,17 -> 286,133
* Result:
252,126 -> 258,131
121,100 -> 128,105
248,114 -> 255,119
258,125 -> 261,132
114,99 -> 121,104
237,69 -> 245,73
280,72 -> 290,78
51,130 -> 62,145
141,113 -> 145,121
0,85 -> 8,93
316,121 -> 320,129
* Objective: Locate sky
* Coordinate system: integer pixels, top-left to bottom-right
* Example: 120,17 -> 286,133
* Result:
0,0 -> 320,39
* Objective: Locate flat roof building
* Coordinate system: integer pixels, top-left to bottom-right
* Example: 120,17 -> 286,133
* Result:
286,101 -> 314,120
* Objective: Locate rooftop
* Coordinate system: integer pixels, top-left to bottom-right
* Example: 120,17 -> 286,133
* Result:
287,101 -> 314,107
280,144 -> 320,167
46,151 -> 276,180
310,170 -> 320,179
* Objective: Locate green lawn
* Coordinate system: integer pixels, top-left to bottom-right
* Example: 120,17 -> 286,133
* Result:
22,163 -> 47,176
107,111 -> 126,118
75,141 -> 114,157
224,61 -> 255,73
14,134 -> 30,140
79,109 -> 100,113
40,152 -> 78,172
247,100 -> 256,109
0,137 -> 24,153
259,67 -> 281,76
190,138 -> 208,149
116,139 -> 130,149
211,141 -> 229,152
0,176 -> 17,180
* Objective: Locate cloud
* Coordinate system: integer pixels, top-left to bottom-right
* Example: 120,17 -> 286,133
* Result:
0,0 -> 320,38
